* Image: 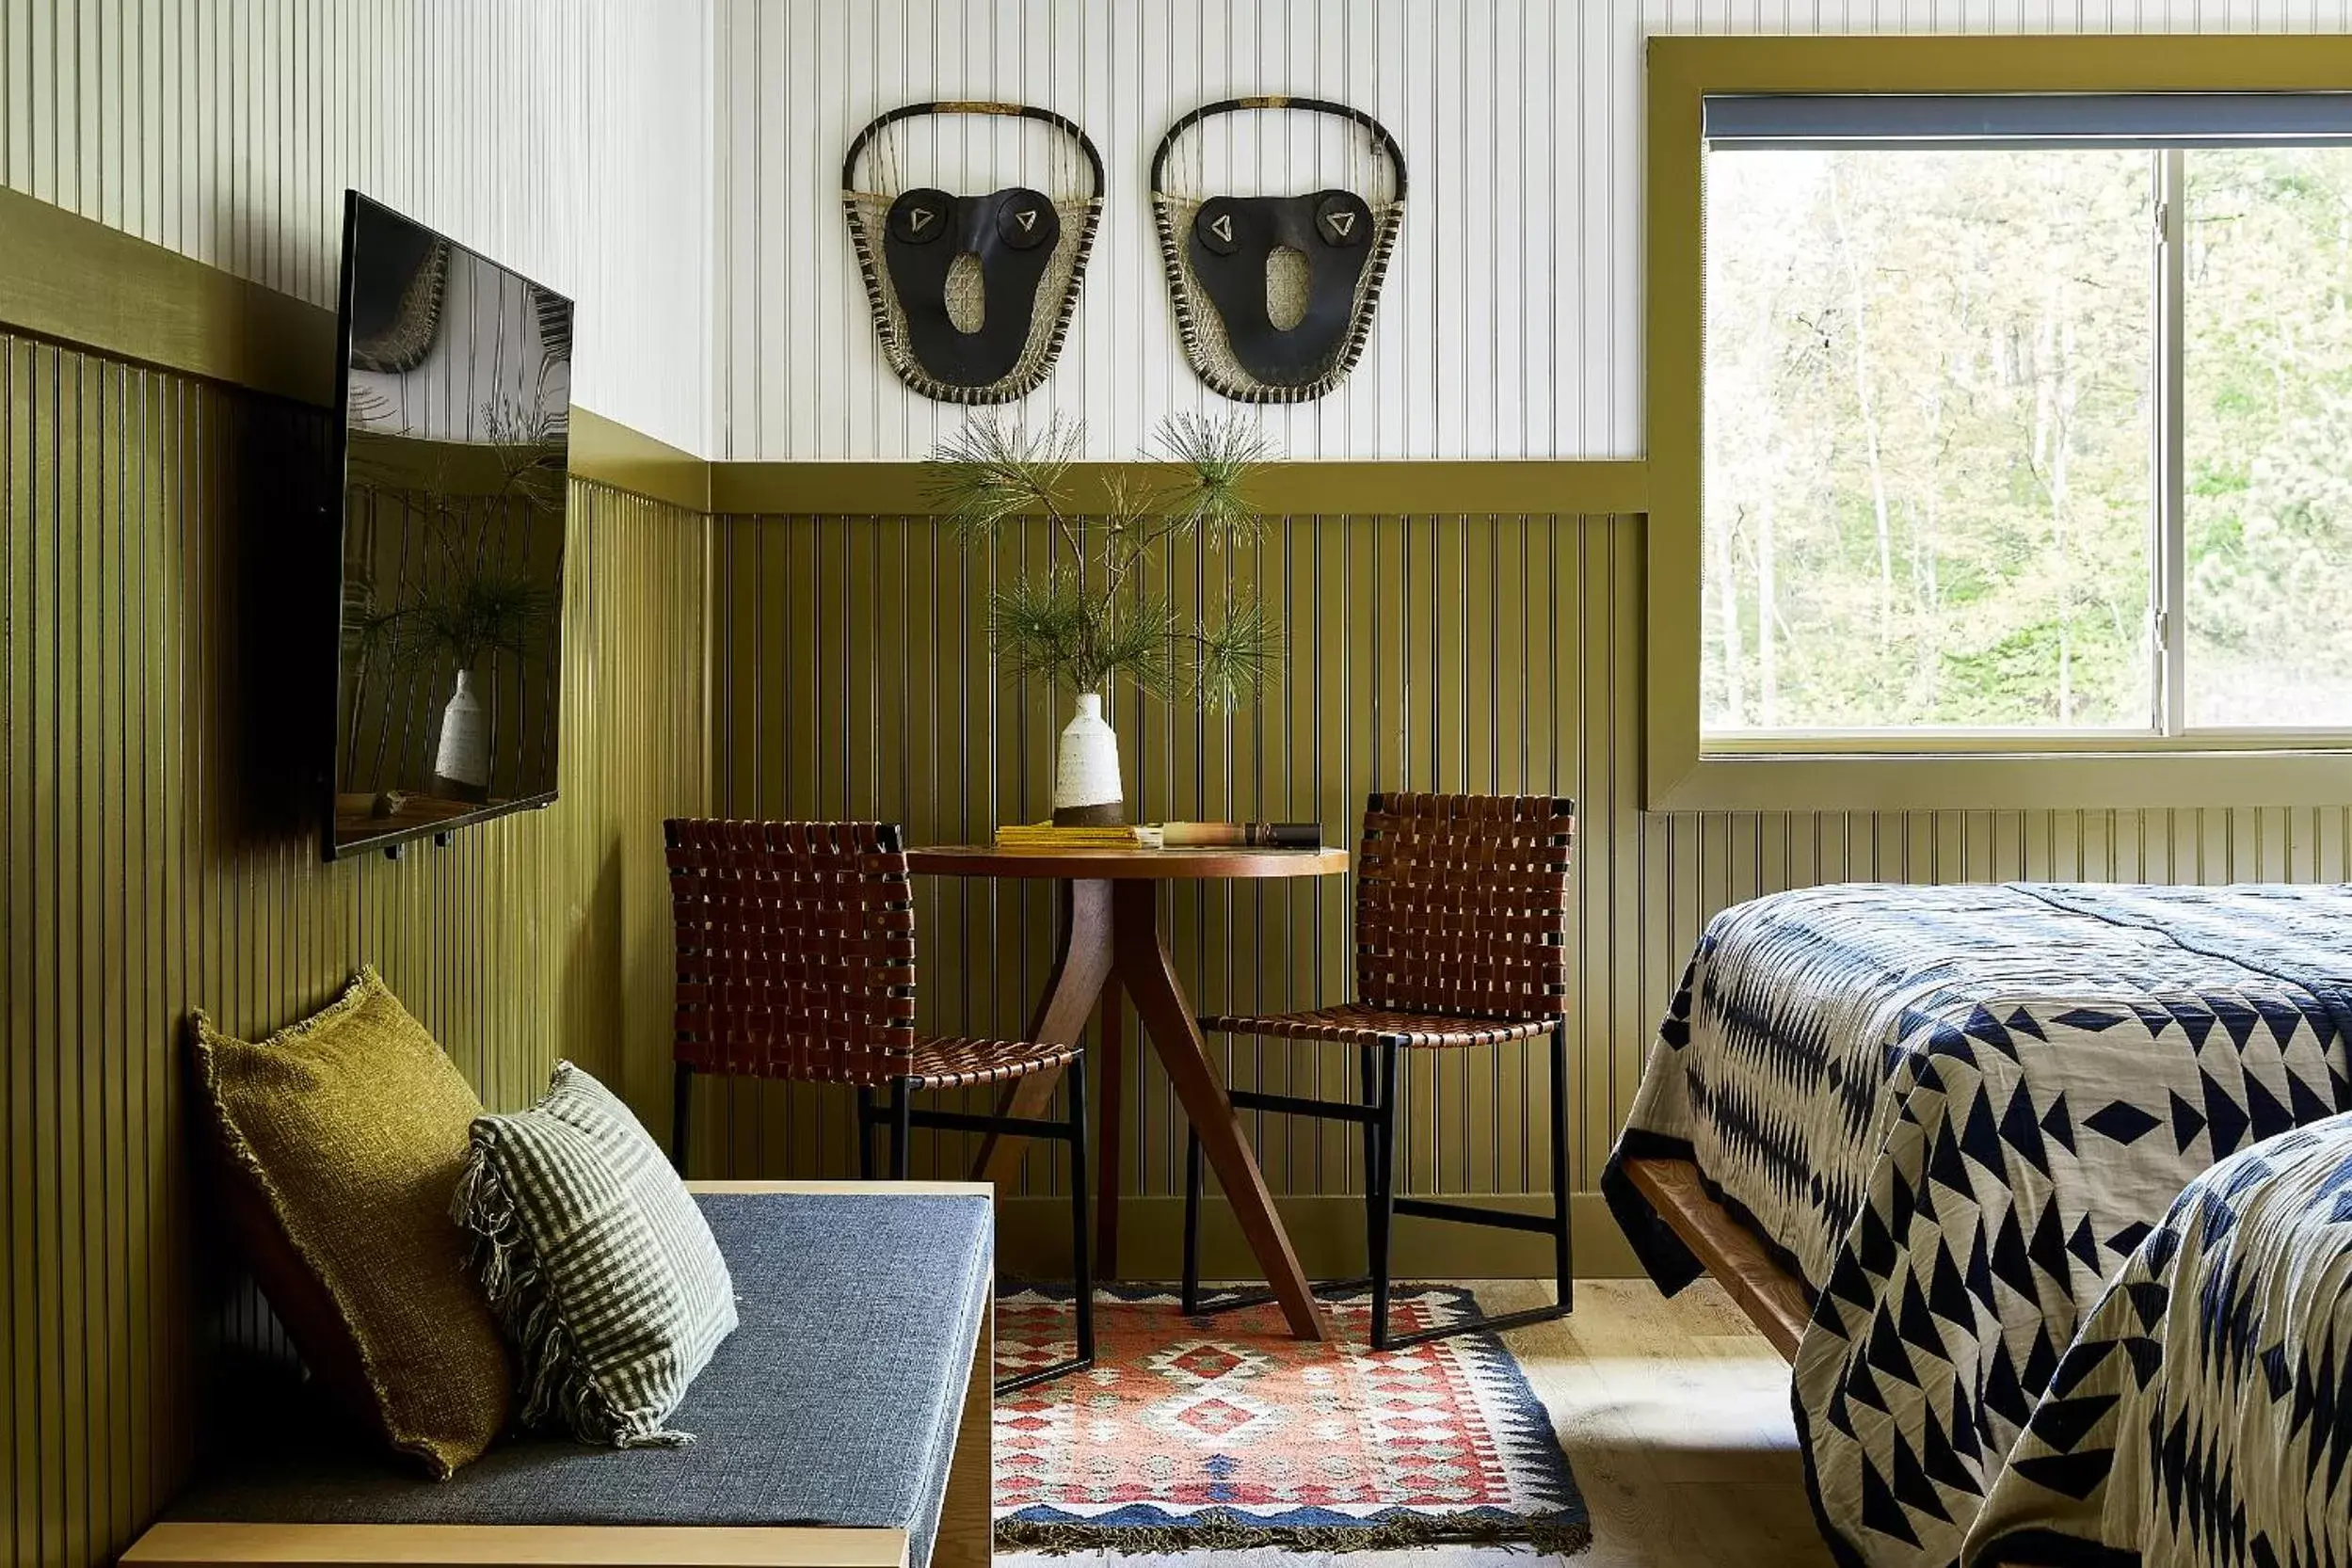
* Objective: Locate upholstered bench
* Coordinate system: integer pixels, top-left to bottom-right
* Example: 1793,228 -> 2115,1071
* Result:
124,1181 -> 995,1568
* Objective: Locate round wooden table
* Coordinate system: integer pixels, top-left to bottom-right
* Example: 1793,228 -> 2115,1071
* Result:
906,843 -> 1348,1341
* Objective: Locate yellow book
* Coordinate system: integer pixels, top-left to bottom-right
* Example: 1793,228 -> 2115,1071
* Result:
992,822 -> 1164,850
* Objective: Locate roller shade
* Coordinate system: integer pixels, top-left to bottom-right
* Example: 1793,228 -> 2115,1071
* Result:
1704,92 -> 2352,150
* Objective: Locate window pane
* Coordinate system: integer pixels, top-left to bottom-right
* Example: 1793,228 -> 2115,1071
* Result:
1703,149 -> 2154,732
2184,148 -> 2352,728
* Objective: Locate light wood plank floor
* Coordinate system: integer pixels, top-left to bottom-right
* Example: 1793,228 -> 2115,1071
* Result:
998,1276 -> 1832,1567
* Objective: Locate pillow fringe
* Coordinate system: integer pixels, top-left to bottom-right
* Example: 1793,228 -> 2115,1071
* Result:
452,1133 -> 696,1450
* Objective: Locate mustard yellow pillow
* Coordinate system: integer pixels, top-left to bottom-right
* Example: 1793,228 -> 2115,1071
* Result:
191,967 -> 512,1477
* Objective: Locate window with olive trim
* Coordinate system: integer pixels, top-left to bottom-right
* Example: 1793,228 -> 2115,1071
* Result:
1702,92 -> 2352,743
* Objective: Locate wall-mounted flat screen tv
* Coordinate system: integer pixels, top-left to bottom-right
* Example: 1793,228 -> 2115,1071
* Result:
326,191 -> 574,860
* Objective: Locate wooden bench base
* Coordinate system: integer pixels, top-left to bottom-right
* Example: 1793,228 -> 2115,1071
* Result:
1618,1156 -> 1811,1362
120,1522 -> 910,1567
124,1182 -> 995,1568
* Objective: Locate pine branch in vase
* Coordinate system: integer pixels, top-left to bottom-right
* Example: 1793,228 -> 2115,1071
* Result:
925,411 -> 1286,824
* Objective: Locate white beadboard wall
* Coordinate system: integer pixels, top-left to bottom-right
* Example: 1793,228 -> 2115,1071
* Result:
0,0 -> 714,455
712,0 -> 1645,461
712,0 -> 2352,462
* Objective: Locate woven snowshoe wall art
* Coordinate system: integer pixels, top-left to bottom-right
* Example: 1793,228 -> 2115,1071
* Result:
841,102 -> 1103,404
1151,96 -> 1406,403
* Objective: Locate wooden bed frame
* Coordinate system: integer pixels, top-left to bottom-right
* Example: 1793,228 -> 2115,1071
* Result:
121,1181 -> 995,1568
1618,1156 -> 1812,1363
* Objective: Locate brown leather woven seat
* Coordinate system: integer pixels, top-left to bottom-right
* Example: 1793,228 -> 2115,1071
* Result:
1186,792 -> 1576,1352
902,1036 -> 1081,1089
664,817 -> 1096,1394
1196,1004 -> 1553,1051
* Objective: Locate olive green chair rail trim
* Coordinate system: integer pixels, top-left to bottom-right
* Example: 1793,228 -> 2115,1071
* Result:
0,184 -> 337,407
711,460 -> 1650,520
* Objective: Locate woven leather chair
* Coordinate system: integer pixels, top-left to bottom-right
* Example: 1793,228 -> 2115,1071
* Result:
664,818 -> 1093,1394
1182,792 -> 1576,1351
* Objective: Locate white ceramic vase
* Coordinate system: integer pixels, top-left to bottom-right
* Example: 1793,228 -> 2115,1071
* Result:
1052,692 -> 1124,825
434,667 -> 491,801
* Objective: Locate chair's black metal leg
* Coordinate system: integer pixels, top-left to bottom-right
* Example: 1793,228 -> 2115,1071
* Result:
1180,1128 -> 1205,1315
1177,1029 -> 1560,1354
1358,1043 -> 1378,1309
1176,1052 -> 1383,1321
670,1064 -> 694,1175
1369,1043 -> 1399,1352
1550,1016 -> 1574,1315
856,1086 -> 876,1181
1170,1025 -> 1570,1356
992,1060 -> 1099,1400
1067,1055 -> 1095,1368
1364,1027 -> 1576,1353
1364,1044 -> 1373,1240
890,1078 -> 913,1181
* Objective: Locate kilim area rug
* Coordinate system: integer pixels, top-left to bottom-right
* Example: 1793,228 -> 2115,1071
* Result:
992,1285 -> 1590,1556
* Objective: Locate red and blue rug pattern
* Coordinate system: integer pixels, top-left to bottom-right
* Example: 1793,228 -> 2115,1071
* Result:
992,1284 -> 1589,1555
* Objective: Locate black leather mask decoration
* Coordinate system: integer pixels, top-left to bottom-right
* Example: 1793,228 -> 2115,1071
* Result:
1187,190 -> 1375,389
1152,98 -> 1406,403
883,185 -> 1059,390
843,104 -> 1103,404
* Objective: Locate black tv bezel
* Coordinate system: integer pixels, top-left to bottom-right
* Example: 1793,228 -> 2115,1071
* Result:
323,189 -> 577,863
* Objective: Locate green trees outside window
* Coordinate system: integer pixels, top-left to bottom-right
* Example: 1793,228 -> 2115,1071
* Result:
1703,143 -> 2352,734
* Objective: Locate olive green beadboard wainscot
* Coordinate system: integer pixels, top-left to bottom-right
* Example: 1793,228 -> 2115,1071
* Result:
690,491 -> 2352,1281
0,328 -> 711,1568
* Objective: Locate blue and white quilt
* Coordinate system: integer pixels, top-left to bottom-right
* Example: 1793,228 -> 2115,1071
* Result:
1602,884 -> 2352,1568
1964,1110 -> 2352,1568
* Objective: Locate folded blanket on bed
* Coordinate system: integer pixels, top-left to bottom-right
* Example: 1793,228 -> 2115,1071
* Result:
1602,883 -> 2352,1568
1966,1110 -> 2352,1568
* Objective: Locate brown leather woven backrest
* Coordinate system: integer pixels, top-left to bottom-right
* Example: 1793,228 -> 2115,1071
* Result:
1354,792 -> 1576,1019
664,819 -> 918,1082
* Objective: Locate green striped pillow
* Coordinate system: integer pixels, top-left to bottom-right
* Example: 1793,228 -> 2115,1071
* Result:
453,1063 -> 737,1448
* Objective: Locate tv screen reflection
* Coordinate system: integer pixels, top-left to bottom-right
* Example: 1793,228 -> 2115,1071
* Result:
331,194 -> 573,856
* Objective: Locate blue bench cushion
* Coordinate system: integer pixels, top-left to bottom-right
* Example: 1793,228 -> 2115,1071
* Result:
173,1192 -> 992,1568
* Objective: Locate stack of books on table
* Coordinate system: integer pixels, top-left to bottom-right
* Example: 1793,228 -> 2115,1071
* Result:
994,823 -> 1166,851
992,822 -> 1322,851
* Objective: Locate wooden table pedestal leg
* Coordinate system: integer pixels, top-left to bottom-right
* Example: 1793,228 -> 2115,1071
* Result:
1109,880 -> 1332,1342
970,880 -> 1113,1186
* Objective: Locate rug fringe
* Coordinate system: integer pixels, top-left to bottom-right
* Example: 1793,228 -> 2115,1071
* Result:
996,1510 -> 1593,1558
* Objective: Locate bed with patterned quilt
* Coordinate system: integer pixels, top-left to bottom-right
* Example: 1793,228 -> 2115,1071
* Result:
1600,883 -> 2352,1568
1964,1108 -> 2352,1568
